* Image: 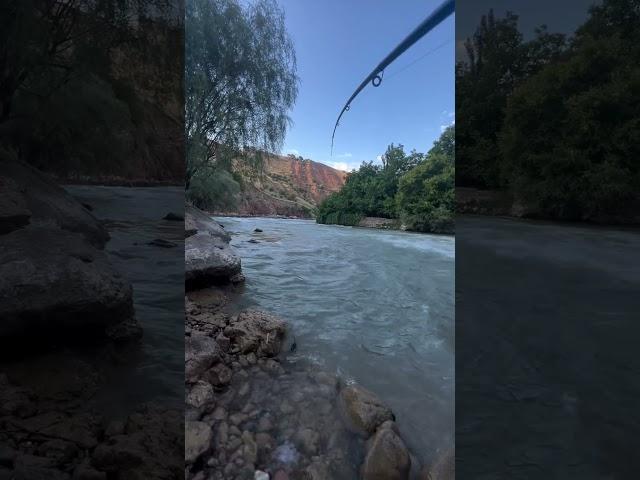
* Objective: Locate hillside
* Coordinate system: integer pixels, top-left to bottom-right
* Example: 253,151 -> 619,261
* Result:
216,155 -> 347,218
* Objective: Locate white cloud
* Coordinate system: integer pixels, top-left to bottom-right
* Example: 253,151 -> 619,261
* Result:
287,148 -> 300,156
327,161 -> 350,171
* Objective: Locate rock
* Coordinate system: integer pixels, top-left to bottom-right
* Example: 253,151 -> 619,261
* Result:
0,444 -> 15,468
224,310 -> 287,357
248,239 -> 259,243
230,272 -> 246,284
185,231 -> 241,289
185,205 -> 241,289
295,428 -> 319,455
185,332 -> 221,383
163,212 -> 184,221
254,470 -> 269,480
0,226 -> 135,343
185,421 -> 212,464
229,413 -> 247,426
147,238 -> 177,248
254,228 -> 263,232
273,470 -> 289,480
361,422 -> 411,480
215,333 -> 231,352
338,384 -> 394,437
303,460 -> 330,480
0,175 -> 31,234
37,439 -> 78,465
93,404 -> 182,478
421,448 -> 454,480
13,454 -> 71,480
0,158 -> 109,247
73,463 -> 106,480
105,420 -> 125,437
185,205 -> 230,241
186,381 -> 215,411
207,362 -> 232,387
242,431 -> 258,464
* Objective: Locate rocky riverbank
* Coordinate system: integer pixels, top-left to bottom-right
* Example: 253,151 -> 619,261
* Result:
184,206 -> 454,480
0,159 -> 183,479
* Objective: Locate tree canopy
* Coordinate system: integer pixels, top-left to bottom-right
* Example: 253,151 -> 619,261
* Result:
456,0 -> 639,222
185,0 -> 298,207
317,125 -> 455,233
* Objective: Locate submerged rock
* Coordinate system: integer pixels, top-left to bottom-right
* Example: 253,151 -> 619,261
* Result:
338,385 -> 394,438
361,422 -> 410,480
224,310 -> 286,357
185,421 -> 212,464
421,448 -> 454,480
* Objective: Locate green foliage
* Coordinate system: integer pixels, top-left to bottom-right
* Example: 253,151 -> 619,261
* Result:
396,153 -> 454,233
317,126 -> 455,233
185,0 -> 298,200
456,9 -> 565,189
188,168 -> 240,210
457,0 -> 638,222
500,0 -> 640,220
0,1 -> 172,176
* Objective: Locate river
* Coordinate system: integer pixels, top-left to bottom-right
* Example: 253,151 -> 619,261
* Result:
216,216 -> 455,465
65,185 -> 184,415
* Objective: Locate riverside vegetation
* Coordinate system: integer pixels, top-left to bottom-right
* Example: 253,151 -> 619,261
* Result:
456,0 -> 640,223
316,126 -> 455,234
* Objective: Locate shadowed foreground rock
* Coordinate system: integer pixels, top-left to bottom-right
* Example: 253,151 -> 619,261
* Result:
0,158 -> 138,345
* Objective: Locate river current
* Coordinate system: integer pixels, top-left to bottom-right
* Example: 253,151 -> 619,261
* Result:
65,185 -> 184,414
216,216 -> 455,464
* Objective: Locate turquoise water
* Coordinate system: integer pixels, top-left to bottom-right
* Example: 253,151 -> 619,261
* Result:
217,216 -> 455,464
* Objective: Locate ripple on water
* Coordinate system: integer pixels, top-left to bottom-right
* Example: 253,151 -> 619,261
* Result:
217,216 -> 455,465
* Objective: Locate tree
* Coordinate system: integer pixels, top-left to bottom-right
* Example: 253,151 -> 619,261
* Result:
0,0 -> 175,175
500,0 -> 640,220
185,0 -> 298,205
455,10 -> 565,189
317,127 -> 455,233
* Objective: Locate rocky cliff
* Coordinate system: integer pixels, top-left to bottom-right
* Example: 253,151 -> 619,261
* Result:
218,155 -> 347,218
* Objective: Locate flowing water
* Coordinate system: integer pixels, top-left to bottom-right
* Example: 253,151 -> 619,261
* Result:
65,185 -> 184,414
216,216 -> 455,464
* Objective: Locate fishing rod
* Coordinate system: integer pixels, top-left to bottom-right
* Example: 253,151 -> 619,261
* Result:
330,0 -> 455,155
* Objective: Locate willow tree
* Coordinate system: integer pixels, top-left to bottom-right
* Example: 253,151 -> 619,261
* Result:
185,0 -> 298,207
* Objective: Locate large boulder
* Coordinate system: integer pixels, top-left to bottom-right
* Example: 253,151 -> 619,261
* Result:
0,226 -> 134,342
338,385 -> 394,438
0,159 -> 109,248
361,422 -> 411,480
184,205 -> 241,289
185,233 -> 241,288
185,205 -> 230,241
223,310 -> 287,357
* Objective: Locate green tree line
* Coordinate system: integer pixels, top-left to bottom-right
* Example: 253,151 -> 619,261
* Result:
316,125 -> 454,234
457,0 -> 640,221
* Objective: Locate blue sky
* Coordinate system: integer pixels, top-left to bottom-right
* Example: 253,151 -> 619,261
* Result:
278,0 -> 455,172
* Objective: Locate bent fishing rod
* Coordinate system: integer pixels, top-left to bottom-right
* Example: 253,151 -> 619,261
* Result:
330,0 -> 454,155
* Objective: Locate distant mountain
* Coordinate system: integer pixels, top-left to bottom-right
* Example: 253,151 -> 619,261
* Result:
217,154 -> 347,218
